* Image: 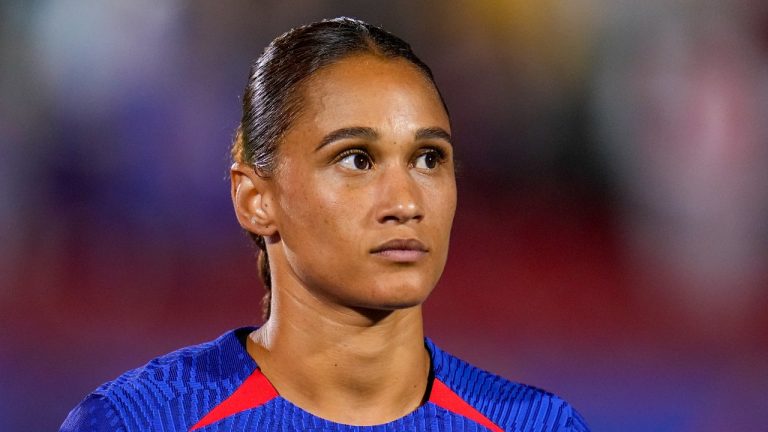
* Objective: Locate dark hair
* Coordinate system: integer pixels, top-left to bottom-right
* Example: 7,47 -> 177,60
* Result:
231,17 -> 447,320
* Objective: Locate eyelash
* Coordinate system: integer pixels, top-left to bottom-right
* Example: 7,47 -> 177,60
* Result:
415,147 -> 447,166
335,148 -> 373,170
333,147 -> 447,170
336,148 -> 369,160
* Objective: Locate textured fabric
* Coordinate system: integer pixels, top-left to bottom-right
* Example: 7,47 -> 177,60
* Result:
60,328 -> 590,431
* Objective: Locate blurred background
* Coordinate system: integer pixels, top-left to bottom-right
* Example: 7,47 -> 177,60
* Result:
1,0 -> 767,430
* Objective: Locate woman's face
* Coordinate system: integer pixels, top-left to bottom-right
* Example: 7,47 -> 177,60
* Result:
268,54 -> 456,312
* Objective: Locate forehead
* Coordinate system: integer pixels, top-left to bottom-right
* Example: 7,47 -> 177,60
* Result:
295,54 -> 449,132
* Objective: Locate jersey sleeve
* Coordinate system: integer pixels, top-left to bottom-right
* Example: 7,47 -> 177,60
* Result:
59,393 -> 127,432
565,403 -> 591,432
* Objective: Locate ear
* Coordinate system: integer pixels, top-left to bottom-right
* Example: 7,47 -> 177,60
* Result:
230,162 -> 278,237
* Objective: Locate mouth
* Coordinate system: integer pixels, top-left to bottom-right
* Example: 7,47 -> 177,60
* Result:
370,238 -> 429,263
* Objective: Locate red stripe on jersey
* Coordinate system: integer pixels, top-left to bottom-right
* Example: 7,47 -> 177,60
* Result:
429,378 -> 504,432
189,368 -> 278,431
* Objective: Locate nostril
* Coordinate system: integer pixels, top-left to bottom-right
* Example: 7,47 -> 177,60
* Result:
382,214 -> 403,223
380,202 -> 423,224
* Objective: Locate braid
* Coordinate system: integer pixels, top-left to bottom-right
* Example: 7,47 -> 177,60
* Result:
254,233 -> 272,320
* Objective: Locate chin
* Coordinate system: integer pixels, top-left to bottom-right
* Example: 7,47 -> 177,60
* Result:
349,299 -> 425,318
359,279 -> 435,310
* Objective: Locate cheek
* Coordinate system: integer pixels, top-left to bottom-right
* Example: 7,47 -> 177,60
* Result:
425,176 -> 457,231
277,173 -> 363,246
436,199 -> 457,258
442,179 -> 458,219
276,174 -> 376,291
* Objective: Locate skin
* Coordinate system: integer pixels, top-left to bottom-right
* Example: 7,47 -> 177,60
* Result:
230,54 -> 456,425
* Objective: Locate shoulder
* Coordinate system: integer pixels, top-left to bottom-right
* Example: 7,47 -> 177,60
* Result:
60,328 -> 257,432
59,393 -> 126,432
427,339 -> 590,432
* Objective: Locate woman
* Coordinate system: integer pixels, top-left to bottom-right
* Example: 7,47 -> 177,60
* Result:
61,17 -> 589,432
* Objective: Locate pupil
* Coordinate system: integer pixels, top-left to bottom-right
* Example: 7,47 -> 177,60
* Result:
426,153 -> 436,168
354,154 -> 368,169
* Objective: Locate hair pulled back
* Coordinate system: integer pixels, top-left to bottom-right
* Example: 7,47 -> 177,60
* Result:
231,17 -> 447,320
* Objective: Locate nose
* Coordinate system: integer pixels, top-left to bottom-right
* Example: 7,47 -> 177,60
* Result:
375,166 -> 424,224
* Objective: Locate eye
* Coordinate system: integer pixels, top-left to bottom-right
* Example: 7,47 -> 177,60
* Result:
414,149 -> 443,170
338,150 -> 373,170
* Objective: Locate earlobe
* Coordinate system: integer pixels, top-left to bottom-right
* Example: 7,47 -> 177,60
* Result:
230,162 -> 277,237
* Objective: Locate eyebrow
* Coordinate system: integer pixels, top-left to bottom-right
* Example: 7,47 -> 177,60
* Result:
315,127 -> 379,151
314,126 -> 452,151
415,127 -> 452,145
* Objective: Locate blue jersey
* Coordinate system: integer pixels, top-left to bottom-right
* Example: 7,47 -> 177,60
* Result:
60,328 -> 589,431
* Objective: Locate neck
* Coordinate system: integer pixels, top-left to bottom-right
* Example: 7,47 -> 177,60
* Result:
247,281 -> 430,426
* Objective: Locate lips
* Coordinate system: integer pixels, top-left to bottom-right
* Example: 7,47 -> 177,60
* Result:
370,238 -> 428,263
